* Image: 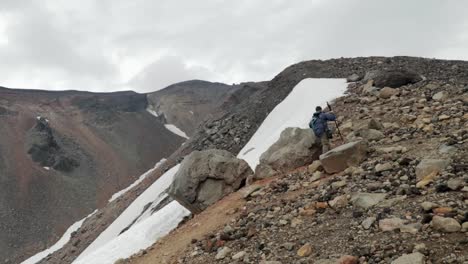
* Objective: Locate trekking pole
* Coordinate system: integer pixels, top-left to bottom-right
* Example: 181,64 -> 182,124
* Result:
327,102 -> 345,143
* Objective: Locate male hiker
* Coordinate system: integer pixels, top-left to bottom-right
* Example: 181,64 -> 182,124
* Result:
309,106 -> 336,153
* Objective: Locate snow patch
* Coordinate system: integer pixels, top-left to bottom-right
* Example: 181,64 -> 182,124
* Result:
238,78 -> 347,169
165,124 -> 189,139
22,210 -> 97,264
146,108 -> 159,117
73,201 -> 189,264
108,158 -> 167,203
76,165 -> 183,262
43,167 -> 50,170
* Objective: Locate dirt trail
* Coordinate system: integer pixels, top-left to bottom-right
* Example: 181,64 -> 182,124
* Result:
131,192 -> 246,264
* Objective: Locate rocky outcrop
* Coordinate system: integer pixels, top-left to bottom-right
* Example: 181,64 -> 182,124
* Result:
364,69 -> 422,88
319,141 -> 368,173
168,149 -> 252,213
255,127 -> 321,179
27,117 -> 80,172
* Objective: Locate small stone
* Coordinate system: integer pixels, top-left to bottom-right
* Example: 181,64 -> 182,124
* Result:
232,251 -> 246,260
338,255 -> 359,264
351,193 -> 387,209
415,159 -> 450,181
400,223 -> 422,234
311,171 -> 322,181
438,114 -> 450,121
433,207 -> 454,216
308,160 -> 322,174
447,178 -> 463,190
379,218 -> 405,232
362,217 -> 376,229
420,202 -> 438,211
461,222 -> 468,232
413,243 -> 426,253
297,243 -> 313,257
329,195 -> 349,209
431,216 -> 461,233
379,87 -> 399,99
215,247 -> 232,260
331,180 -> 347,189
432,91 -> 448,101
282,242 -> 295,251
391,252 -> 425,264
375,162 -> 393,172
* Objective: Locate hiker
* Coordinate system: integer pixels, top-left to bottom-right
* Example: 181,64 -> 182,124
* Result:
309,106 -> 336,153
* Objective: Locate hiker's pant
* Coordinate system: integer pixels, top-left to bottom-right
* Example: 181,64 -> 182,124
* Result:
321,133 -> 330,153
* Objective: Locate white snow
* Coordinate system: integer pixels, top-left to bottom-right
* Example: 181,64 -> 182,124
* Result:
22,210 -> 97,264
164,124 -> 189,139
238,78 -> 347,169
75,164 -> 187,262
146,108 -> 159,117
73,201 -> 189,264
43,167 -> 50,170
108,158 -> 167,203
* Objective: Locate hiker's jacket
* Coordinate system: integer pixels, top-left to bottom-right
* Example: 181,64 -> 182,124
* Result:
311,111 -> 336,137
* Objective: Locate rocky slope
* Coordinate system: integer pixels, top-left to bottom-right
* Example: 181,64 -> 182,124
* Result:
165,76 -> 467,264
0,80 -> 237,263
32,56 -> 468,264
126,57 -> 467,264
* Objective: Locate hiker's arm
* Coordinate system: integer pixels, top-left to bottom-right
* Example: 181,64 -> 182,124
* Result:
324,112 -> 336,121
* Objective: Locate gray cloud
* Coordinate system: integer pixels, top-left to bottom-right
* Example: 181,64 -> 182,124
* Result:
0,0 -> 467,92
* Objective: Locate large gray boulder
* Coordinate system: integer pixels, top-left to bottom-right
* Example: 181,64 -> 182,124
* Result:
319,140 -> 368,173
363,69 -> 422,88
168,149 -> 253,213
255,127 -> 321,179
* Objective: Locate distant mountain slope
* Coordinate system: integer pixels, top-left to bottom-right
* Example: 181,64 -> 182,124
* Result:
0,81 -> 235,263
146,80 -> 234,136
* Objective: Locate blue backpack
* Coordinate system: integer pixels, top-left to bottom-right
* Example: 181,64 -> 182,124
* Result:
309,116 -> 319,130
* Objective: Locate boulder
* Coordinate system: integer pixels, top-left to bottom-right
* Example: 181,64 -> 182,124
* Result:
256,127 -> 321,178
364,69 -> 422,88
168,149 -> 253,213
415,159 -> 450,181
319,141 -> 367,173
379,87 -> 399,99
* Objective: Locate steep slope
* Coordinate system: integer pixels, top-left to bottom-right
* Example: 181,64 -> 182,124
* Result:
34,56 -> 468,264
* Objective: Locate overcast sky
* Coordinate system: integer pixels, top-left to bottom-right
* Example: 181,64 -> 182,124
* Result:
1,0 -> 467,92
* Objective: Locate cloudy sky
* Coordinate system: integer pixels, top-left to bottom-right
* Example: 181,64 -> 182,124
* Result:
1,0 -> 467,92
